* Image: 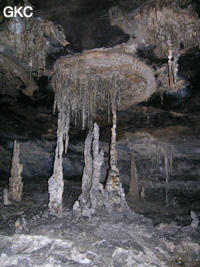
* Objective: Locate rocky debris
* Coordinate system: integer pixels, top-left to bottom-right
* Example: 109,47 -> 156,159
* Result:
0,208 -> 199,267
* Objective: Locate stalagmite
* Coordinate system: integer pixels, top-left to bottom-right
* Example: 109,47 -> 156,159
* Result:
162,145 -> 174,206
79,126 -> 93,206
73,123 -> 104,217
73,125 -> 93,216
3,187 -> 11,206
105,105 -> 128,213
90,123 -> 104,213
48,107 -> 70,217
7,140 -> 23,205
127,145 -> 139,199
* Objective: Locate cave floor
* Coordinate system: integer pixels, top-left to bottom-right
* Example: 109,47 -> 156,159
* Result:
0,178 -> 200,267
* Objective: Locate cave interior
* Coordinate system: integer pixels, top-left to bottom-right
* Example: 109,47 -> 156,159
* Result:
0,0 -> 200,266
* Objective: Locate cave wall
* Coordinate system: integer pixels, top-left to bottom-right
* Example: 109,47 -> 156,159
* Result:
0,0 -> 199,214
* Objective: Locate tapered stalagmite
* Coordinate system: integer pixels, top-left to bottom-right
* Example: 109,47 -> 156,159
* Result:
7,140 -> 23,204
128,145 -> 139,199
80,126 -> 93,206
73,123 -> 104,216
90,123 -> 104,213
105,105 -> 127,213
48,107 -> 70,217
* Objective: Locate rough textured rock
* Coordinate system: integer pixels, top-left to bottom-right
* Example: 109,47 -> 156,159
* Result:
0,209 -> 200,267
0,10 -> 67,97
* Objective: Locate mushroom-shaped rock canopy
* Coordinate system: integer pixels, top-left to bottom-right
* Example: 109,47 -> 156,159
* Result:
52,48 -> 157,127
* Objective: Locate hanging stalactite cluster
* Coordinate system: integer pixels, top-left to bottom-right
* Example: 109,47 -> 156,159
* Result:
0,16 -> 68,74
53,69 -> 122,130
49,48 -> 157,216
109,1 -> 200,91
52,49 -> 157,132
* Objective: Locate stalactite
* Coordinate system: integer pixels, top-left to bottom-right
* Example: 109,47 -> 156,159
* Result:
2,16 -> 67,75
167,40 -> 174,88
7,140 -> 23,205
50,49 -> 157,216
149,142 -> 174,206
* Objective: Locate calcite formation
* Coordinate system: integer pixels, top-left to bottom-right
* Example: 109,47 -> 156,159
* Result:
6,140 -> 23,205
74,116 -> 129,216
49,46 -> 157,216
52,47 -> 157,123
104,105 -> 128,213
109,1 -> 200,90
73,123 -> 104,217
127,145 -> 140,199
0,13 -> 67,96
48,107 -> 70,217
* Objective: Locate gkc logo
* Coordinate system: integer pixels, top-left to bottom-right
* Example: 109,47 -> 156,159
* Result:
3,6 -> 33,18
